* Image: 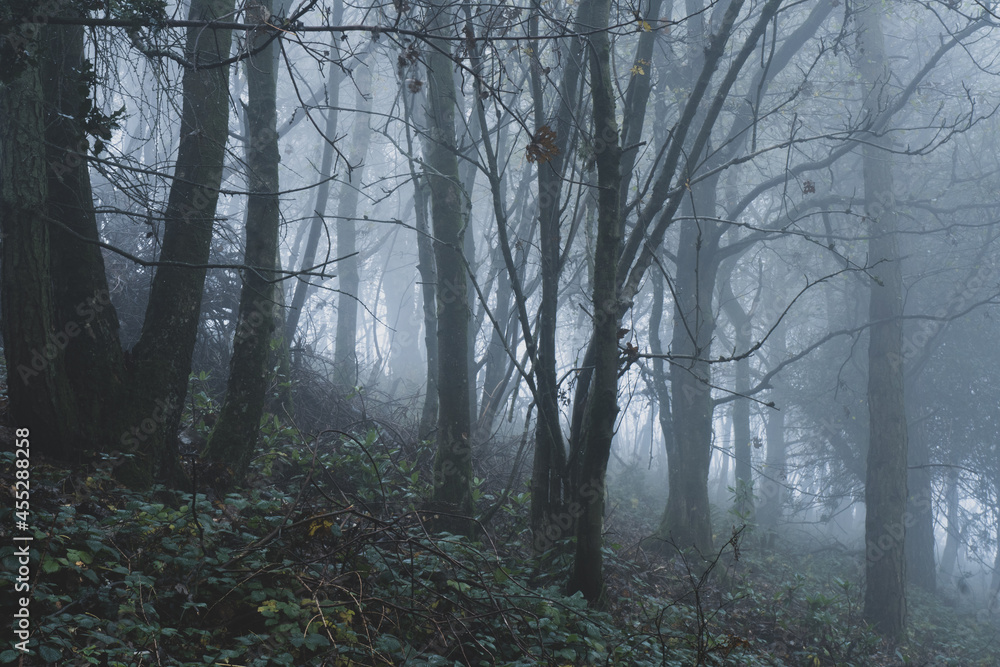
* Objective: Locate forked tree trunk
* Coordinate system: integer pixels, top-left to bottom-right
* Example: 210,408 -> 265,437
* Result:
203,0 -> 281,486
3,0 -> 234,487
653,194 -> 720,556
125,0 -> 236,487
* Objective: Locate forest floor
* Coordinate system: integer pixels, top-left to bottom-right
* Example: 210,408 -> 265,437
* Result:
0,393 -> 998,665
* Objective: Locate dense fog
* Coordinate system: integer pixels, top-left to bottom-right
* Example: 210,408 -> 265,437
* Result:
5,0 -> 1000,661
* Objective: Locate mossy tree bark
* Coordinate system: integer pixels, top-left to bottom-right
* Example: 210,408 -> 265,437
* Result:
203,0 -> 281,487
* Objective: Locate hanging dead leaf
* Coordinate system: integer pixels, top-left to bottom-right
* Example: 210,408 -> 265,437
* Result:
526,125 -> 559,164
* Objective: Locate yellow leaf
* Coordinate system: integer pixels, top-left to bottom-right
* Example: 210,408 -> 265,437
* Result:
308,518 -> 334,537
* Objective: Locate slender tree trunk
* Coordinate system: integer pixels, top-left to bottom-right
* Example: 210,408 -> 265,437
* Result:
202,0 -> 280,486
858,0 -> 908,640
906,412 -> 936,591
528,0 -> 583,545
758,319 -> 787,541
382,229 -> 421,389
649,270 -> 674,496
421,0 -> 473,533
400,86 -> 439,440
715,412 -> 731,502
333,56 -> 373,386
720,277 -> 754,520
940,466 -> 961,579
475,250 -> 515,440
285,0 -> 343,344
414,177 -> 439,439
618,0 -> 666,206
566,0 -> 621,604
992,508 -> 1000,603
267,249 -> 293,416
457,71 -> 480,426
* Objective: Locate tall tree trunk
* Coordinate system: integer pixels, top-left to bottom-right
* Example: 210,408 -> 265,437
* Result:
566,0 -> 621,604
906,411 -> 936,591
648,270 -> 674,496
382,229 -> 422,389
716,416 -> 732,502
456,72 -> 481,426
43,15 -> 127,452
991,504 -> 1000,603
285,0 -> 344,344
333,56 -> 374,386
400,84 -> 439,440
720,277 -> 754,520
421,0 -> 473,533
475,245 -> 515,441
758,319 -> 787,541
123,0 -> 236,487
203,0 -> 280,486
653,196 -> 720,556
0,10 -> 80,458
414,176 -> 439,439
940,466 -> 961,579
528,0 -> 583,545
858,0 -> 908,640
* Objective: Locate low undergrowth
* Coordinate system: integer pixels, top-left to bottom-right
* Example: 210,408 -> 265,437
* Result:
0,417 -> 998,665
